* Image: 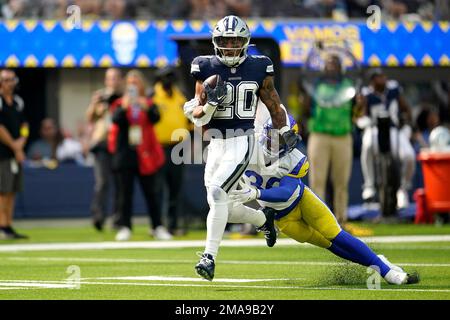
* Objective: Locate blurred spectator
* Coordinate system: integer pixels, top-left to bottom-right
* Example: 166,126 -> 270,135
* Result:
255,0 -> 310,17
0,69 -> 28,239
307,0 -> 348,19
304,54 -> 364,226
381,0 -> 438,21
435,0 -> 450,21
152,67 -> 190,236
0,0 -> 447,20
27,118 -> 85,165
1,0 -> 31,18
75,119 -> 92,163
108,69 -> 171,241
27,118 -> 58,161
173,0 -> 227,20
414,105 -> 441,151
346,0 -> 377,18
224,0 -> 253,17
38,0 -> 68,19
86,67 -> 123,231
432,80 -> 450,125
103,0 -> 136,19
73,0 -> 102,19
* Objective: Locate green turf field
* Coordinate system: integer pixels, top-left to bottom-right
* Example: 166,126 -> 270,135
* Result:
0,222 -> 450,300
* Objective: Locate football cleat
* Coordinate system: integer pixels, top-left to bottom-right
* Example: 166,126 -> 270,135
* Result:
384,269 -> 420,285
406,272 -> 420,284
256,207 -> 277,247
195,253 -> 215,281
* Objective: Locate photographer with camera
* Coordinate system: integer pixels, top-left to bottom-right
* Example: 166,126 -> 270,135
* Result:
108,70 -> 171,241
86,68 -> 124,231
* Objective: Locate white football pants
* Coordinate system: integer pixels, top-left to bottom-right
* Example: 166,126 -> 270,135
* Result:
203,134 -> 255,258
360,126 -> 415,193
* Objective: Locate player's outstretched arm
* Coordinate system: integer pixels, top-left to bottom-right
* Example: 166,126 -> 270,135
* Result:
260,76 -> 301,150
229,175 -> 299,204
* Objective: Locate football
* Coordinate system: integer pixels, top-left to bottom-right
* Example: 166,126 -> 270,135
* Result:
199,74 -> 220,105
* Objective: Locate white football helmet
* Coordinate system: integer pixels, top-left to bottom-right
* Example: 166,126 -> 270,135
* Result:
212,15 -> 251,67
429,126 -> 450,151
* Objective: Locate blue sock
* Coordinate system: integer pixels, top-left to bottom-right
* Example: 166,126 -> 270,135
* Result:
328,243 -> 360,264
329,230 -> 391,277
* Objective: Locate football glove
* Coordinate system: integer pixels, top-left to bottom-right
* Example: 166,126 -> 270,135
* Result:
204,76 -> 227,106
229,180 -> 260,204
281,128 -> 301,152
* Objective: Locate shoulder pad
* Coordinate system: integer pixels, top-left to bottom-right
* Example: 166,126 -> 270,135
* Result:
191,56 -> 213,71
190,55 -> 214,81
251,55 -> 274,75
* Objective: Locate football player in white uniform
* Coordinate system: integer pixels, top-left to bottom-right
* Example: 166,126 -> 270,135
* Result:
229,112 -> 420,285
183,15 -> 300,281
359,69 -> 415,208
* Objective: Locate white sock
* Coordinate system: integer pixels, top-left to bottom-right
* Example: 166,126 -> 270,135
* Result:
204,202 -> 228,258
228,203 -> 266,227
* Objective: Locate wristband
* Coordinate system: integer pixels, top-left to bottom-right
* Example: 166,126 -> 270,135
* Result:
202,103 -> 216,114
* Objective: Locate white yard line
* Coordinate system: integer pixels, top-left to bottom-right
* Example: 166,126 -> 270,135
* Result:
85,276 -> 304,283
6,257 -> 450,268
0,281 -> 75,289
0,235 -> 450,252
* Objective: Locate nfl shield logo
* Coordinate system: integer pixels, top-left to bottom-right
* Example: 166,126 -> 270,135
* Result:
231,68 -> 236,74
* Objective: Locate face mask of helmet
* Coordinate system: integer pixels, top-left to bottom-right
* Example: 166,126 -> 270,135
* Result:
213,36 -> 249,67
259,114 -> 298,162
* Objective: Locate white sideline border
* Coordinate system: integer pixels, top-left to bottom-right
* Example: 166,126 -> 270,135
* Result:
1,235 -> 450,252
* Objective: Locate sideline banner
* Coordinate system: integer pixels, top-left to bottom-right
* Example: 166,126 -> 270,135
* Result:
0,19 -> 448,68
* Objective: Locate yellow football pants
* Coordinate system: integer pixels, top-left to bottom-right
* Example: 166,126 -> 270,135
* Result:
275,187 -> 342,249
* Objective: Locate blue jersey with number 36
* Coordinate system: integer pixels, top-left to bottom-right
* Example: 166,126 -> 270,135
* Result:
190,55 -> 274,135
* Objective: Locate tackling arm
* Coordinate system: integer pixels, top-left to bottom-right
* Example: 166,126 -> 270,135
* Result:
258,176 -> 299,203
229,175 -> 299,204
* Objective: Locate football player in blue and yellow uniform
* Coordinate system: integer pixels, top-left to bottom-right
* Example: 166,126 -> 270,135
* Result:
229,113 -> 420,285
